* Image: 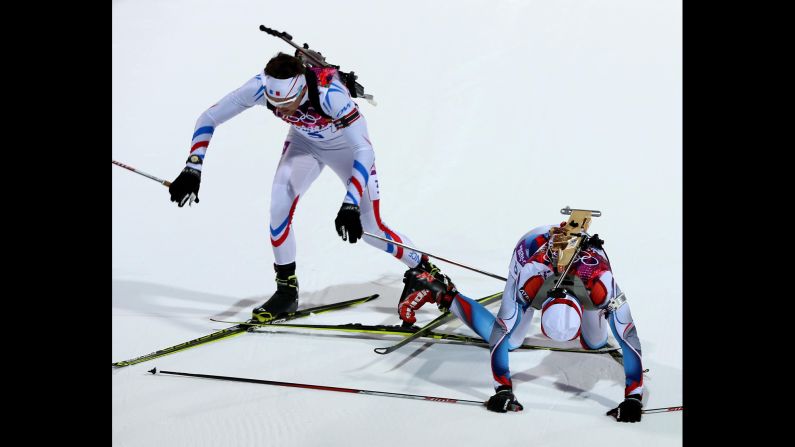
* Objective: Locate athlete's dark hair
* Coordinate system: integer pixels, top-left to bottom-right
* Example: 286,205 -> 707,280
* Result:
264,52 -> 305,79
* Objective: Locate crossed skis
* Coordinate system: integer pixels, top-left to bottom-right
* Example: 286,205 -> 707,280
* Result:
112,293 -> 380,368
113,291 -> 617,368
114,291 -> 682,414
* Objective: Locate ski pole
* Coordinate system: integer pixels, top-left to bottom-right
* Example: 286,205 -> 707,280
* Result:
149,368 -> 490,409
642,406 -> 683,414
112,160 -> 171,187
362,232 -> 507,282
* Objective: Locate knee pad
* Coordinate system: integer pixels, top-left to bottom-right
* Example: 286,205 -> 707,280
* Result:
588,271 -> 619,307
519,275 -> 544,303
589,278 -> 608,306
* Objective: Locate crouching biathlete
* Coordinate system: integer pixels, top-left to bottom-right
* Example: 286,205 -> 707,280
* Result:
397,209 -> 645,422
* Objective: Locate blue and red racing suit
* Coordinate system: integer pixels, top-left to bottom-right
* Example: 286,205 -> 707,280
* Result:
448,225 -> 644,398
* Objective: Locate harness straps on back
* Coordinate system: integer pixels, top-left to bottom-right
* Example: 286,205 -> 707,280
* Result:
266,68 -> 361,129
303,69 -> 334,120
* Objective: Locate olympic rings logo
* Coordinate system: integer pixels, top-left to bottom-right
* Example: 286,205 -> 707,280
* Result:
281,110 -> 329,127
541,248 -> 600,266
576,252 -> 600,266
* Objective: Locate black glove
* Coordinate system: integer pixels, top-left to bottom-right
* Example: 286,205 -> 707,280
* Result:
169,167 -> 201,207
486,386 -> 523,413
606,394 -> 642,422
335,203 -> 362,243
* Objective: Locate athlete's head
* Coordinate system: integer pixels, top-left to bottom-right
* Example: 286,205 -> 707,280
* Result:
540,293 -> 582,341
263,52 -> 307,114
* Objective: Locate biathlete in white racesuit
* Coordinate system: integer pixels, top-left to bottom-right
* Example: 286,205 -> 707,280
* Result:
167,53 -> 444,322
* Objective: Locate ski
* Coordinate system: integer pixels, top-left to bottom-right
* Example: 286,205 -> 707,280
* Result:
257,322 -> 621,354
112,294 -> 380,368
374,291 -> 503,355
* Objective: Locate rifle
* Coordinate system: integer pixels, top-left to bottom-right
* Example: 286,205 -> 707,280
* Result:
259,25 -> 376,106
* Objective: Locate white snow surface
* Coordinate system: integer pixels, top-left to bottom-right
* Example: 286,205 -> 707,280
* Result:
113,1 -> 682,446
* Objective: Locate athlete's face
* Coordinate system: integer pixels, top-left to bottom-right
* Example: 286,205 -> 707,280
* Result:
271,86 -> 307,116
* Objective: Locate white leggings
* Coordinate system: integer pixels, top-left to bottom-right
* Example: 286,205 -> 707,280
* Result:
268,120 -> 422,268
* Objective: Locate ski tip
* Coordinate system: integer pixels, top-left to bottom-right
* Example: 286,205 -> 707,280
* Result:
373,347 -> 388,355
148,368 -> 158,375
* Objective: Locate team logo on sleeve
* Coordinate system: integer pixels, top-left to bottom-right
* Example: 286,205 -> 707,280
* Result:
515,241 -> 527,264
186,154 -> 203,165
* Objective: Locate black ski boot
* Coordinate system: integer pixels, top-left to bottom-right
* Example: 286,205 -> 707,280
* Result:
418,255 -> 443,280
252,262 -> 299,323
398,255 -> 446,305
398,259 -> 457,328
400,255 -> 446,304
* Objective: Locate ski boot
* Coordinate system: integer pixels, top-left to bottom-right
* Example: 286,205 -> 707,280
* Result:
398,263 -> 458,328
252,262 -> 299,323
399,255 -> 448,304
417,255 -> 443,280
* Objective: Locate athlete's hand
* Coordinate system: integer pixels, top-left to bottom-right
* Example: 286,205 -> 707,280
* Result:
607,394 -> 643,422
335,203 -> 362,243
486,386 -> 524,413
169,167 -> 201,207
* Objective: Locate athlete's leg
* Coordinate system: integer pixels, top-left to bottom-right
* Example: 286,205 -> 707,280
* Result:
252,135 -> 325,321
321,118 -> 423,267
607,288 -> 644,397
269,136 -> 324,265
448,293 -> 497,340
449,290 -> 535,352
580,308 -> 609,349
590,270 -> 644,397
